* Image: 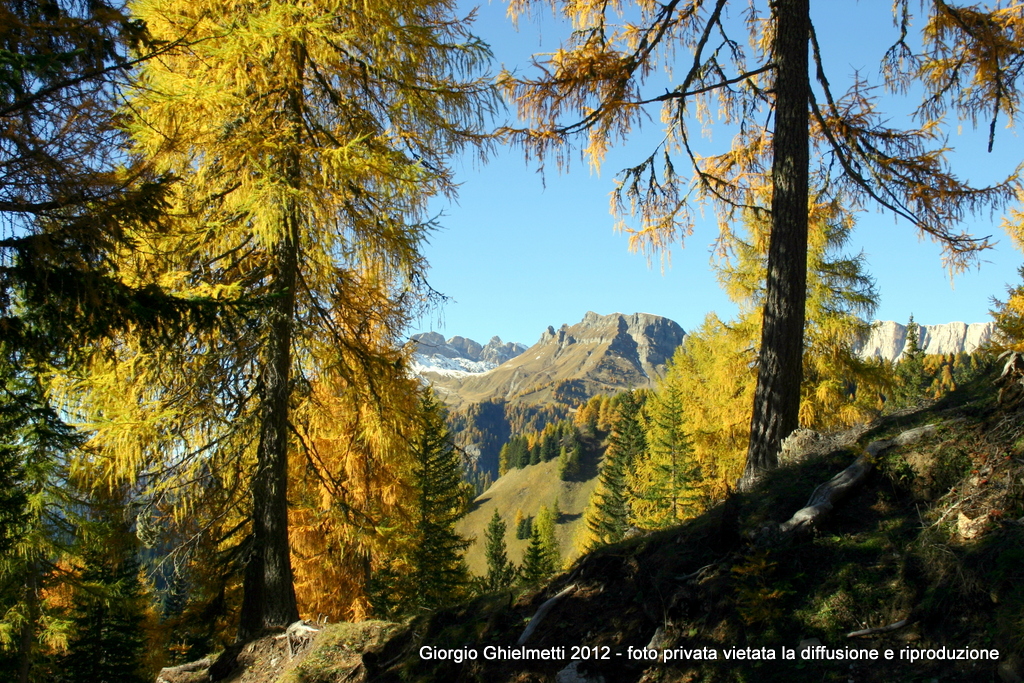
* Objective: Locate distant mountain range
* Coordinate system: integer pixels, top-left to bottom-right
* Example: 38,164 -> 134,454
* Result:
412,314 -> 996,400
413,312 -> 996,479
409,332 -> 527,377
415,311 -> 686,410
855,320 -> 995,360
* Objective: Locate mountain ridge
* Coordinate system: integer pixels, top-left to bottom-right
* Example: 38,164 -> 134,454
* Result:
416,313 -> 996,480
856,320 -> 995,360
423,311 -> 687,410
412,316 -> 997,389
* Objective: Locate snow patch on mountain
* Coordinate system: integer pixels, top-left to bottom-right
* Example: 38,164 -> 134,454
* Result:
409,354 -> 498,378
408,332 -> 527,378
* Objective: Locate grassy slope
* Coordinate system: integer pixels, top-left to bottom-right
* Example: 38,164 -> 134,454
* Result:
289,372 -> 1024,683
457,446 -> 603,575
430,323 -> 660,410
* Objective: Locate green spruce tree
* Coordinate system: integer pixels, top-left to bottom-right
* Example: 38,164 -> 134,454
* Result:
528,441 -> 542,466
61,507 -> 149,683
533,505 -> 560,575
520,525 -> 551,586
516,513 -> 533,541
558,428 -> 583,481
411,393 -> 471,611
541,427 -> 559,462
892,315 -> 930,408
0,357 -> 86,683
630,381 -> 703,528
581,391 -> 646,550
482,510 -> 517,591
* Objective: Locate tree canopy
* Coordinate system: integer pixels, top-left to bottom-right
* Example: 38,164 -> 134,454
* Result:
500,0 -> 1023,485
50,0 -> 498,640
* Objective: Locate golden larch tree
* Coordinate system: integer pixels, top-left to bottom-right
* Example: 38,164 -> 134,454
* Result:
500,0 -> 1022,487
58,0 -> 497,639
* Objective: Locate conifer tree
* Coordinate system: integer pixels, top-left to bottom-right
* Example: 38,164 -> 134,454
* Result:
991,206 -> 1024,356
540,426 -> 559,462
520,525 -> 553,586
892,316 -> 930,408
498,441 -> 515,475
657,317 -> 757,502
60,507 -> 149,683
993,265 -> 1024,352
529,441 -> 542,466
0,0 -> 219,361
533,505 -> 560,574
574,396 -> 602,436
410,393 -> 471,612
516,513 -> 533,541
630,381 -> 703,528
482,510 -> 517,591
558,428 -> 584,481
0,359 -> 85,683
499,435 -> 530,473
596,396 -> 617,433
59,0 -> 497,636
0,5 -> 249,668
581,391 -> 646,549
501,0 -> 1021,486
642,199 -> 885,502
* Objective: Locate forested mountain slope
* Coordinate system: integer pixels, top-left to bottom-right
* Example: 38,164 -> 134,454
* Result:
228,368 -> 1024,683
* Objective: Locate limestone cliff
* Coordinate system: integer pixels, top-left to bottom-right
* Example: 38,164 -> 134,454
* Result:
856,320 -> 995,361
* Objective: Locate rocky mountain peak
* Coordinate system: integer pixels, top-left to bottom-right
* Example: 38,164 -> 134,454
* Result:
481,336 -> 528,365
426,311 -> 687,411
447,335 -> 483,361
857,320 -> 996,361
409,331 -> 527,378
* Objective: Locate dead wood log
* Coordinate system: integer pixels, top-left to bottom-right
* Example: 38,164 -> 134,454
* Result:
778,424 -> 937,534
517,584 -> 576,645
846,618 -> 910,638
996,350 -> 1024,405
156,657 -> 213,682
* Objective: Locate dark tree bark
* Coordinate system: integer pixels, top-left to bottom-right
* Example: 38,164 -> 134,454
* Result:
237,40 -> 305,640
237,228 -> 300,639
740,0 -> 810,490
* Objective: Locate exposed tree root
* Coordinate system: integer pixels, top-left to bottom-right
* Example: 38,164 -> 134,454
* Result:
846,618 -> 910,638
275,620 -> 320,658
996,350 -> 1024,406
778,424 -> 938,535
156,657 -> 213,683
517,584 -> 577,645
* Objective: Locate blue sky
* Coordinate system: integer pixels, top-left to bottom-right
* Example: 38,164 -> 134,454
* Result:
408,0 -> 1023,347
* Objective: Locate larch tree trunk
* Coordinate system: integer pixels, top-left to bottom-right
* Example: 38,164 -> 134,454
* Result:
740,0 -> 810,490
237,38 -> 305,640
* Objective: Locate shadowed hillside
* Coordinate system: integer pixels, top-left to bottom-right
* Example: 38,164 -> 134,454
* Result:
239,367 -> 1024,683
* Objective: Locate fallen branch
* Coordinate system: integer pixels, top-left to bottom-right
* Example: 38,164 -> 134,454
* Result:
847,618 -> 910,638
676,563 -> 716,582
996,350 -> 1024,405
517,584 -> 576,645
156,657 -> 213,682
779,424 -> 938,534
